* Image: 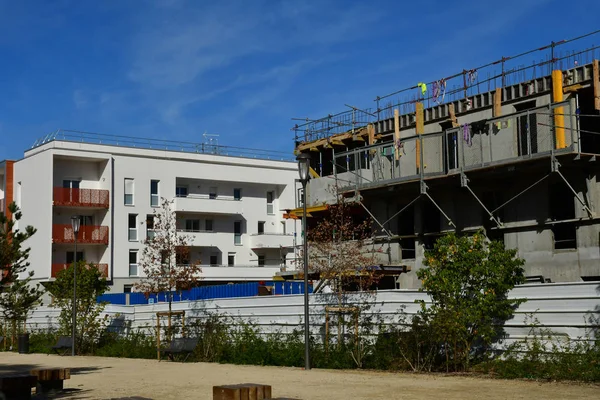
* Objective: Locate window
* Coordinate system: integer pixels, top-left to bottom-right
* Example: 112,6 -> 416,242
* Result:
281,221 -> 286,235
205,219 -> 213,232
124,285 -> 133,294
258,255 -> 265,266
210,254 -> 218,266
258,221 -> 265,234
124,178 -> 134,205
209,187 -> 218,199
176,185 -> 188,198
233,188 -> 242,201
150,180 -> 159,207
297,188 -> 304,207
63,180 -> 80,189
186,219 -> 200,232
128,214 -> 137,241
515,100 -> 538,157
146,215 -> 155,240
234,221 -> 242,245
228,253 -> 235,266
267,191 -> 274,214
66,251 -> 84,264
129,250 -> 138,276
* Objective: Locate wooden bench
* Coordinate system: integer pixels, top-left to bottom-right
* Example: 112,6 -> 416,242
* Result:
51,336 -> 72,355
160,337 -> 198,362
213,383 -> 272,400
29,368 -> 70,394
0,374 -> 37,400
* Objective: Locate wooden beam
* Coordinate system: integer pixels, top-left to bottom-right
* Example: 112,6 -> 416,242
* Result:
563,83 -> 585,93
309,167 -> 319,179
448,103 -> 459,128
415,102 -> 424,171
593,59 -> 600,111
493,88 -> 502,117
368,123 -> 376,146
393,109 -> 400,161
296,126 -> 369,152
552,69 -> 566,149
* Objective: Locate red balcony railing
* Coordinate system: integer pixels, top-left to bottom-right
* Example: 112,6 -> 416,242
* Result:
52,224 -> 109,245
53,187 -> 109,208
51,263 -> 108,278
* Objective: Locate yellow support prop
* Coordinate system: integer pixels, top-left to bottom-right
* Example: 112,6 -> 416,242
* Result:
552,70 -> 566,149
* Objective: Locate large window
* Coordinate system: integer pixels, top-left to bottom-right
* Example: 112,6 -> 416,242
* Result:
228,253 -> 235,266
267,191 -> 274,214
176,185 -> 188,198
185,219 -> 200,232
258,255 -> 265,266
128,214 -> 138,241
63,179 -> 80,189
258,221 -> 265,234
150,180 -> 160,207
124,178 -> 134,205
234,221 -> 242,245
66,251 -> 84,264
129,250 -> 138,277
233,188 -> 242,201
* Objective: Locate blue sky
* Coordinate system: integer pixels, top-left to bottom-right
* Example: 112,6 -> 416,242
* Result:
0,0 -> 599,161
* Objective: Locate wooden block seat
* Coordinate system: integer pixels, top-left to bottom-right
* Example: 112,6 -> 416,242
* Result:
29,368 -> 70,394
0,374 -> 37,400
213,383 -> 272,400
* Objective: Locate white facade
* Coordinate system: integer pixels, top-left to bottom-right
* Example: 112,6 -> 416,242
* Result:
2,137 -> 300,292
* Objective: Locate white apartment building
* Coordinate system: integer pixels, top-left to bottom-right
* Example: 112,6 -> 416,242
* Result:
0,130 -> 300,293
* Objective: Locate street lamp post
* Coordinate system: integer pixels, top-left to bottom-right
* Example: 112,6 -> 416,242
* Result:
70,215 -> 80,357
296,152 -> 311,371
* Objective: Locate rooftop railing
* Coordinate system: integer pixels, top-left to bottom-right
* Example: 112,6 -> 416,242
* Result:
31,129 -> 294,162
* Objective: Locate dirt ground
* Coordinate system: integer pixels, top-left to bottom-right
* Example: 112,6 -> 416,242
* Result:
1,353 -> 598,400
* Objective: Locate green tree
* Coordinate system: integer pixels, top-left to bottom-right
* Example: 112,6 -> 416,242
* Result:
46,261 -> 109,354
135,198 -> 202,340
416,231 -> 526,371
0,202 -> 44,346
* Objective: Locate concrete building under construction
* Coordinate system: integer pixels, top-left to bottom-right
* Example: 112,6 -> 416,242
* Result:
290,31 -> 600,288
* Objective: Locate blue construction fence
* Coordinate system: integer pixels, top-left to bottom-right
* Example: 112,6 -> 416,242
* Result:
97,281 -> 313,305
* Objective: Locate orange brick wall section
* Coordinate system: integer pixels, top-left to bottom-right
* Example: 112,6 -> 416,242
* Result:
5,160 -> 14,219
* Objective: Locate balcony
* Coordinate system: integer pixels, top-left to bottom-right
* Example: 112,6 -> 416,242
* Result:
178,230 -> 228,247
174,196 -> 242,215
53,188 -> 109,208
309,101 -> 578,203
51,263 -> 108,278
52,224 -> 109,245
250,233 -> 295,249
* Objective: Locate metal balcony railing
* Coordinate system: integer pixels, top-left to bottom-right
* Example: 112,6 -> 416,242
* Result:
328,102 -> 575,192
52,225 -> 109,244
51,263 -> 108,278
53,187 -> 110,208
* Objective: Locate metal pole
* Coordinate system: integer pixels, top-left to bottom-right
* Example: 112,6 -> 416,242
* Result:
72,234 -> 77,357
302,182 -> 310,371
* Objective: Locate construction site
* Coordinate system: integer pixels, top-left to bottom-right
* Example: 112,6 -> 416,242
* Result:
290,30 -> 600,289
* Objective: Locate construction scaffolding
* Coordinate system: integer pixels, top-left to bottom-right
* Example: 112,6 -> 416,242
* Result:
293,29 -> 600,144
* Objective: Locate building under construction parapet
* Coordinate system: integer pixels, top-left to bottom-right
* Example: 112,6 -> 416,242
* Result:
290,30 -> 600,288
